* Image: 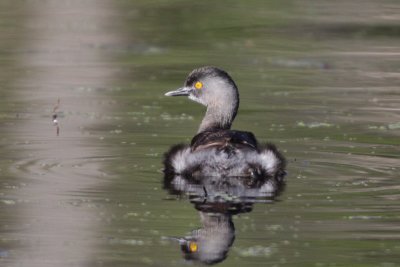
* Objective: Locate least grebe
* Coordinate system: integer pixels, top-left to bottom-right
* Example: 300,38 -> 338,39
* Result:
164,66 -> 286,193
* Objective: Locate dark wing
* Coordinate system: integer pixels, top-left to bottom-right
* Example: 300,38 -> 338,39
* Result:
190,129 -> 258,152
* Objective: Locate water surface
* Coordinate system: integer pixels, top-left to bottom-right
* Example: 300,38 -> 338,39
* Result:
0,0 -> 399,266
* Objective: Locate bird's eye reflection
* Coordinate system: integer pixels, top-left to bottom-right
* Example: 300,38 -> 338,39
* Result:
180,241 -> 198,253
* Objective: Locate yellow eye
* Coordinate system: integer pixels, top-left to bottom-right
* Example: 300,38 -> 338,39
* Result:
189,241 -> 198,252
194,81 -> 203,90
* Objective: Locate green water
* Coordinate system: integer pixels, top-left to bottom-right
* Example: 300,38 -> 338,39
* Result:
0,0 -> 399,266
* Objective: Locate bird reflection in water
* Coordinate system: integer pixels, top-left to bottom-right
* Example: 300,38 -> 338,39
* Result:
163,143 -> 286,264
162,67 -> 286,264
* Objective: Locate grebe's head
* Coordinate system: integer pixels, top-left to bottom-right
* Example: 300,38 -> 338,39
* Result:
165,66 -> 239,111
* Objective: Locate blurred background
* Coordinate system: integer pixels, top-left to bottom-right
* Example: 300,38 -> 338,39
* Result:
0,0 -> 399,266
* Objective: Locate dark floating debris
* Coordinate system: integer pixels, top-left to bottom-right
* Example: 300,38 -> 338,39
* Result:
52,98 -> 60,136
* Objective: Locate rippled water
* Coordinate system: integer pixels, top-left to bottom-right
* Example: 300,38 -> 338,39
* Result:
1,0 -> 399,266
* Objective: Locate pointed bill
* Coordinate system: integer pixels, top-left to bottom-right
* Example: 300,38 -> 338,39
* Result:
165,86 -> 191,96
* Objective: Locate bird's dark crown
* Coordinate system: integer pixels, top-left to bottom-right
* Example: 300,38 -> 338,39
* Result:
184,66 -> 237,89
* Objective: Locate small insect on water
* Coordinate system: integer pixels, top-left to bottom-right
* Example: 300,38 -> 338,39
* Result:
53,98 -> 60,136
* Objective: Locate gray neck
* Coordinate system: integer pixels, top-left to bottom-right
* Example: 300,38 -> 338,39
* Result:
198,100 -> 238,133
